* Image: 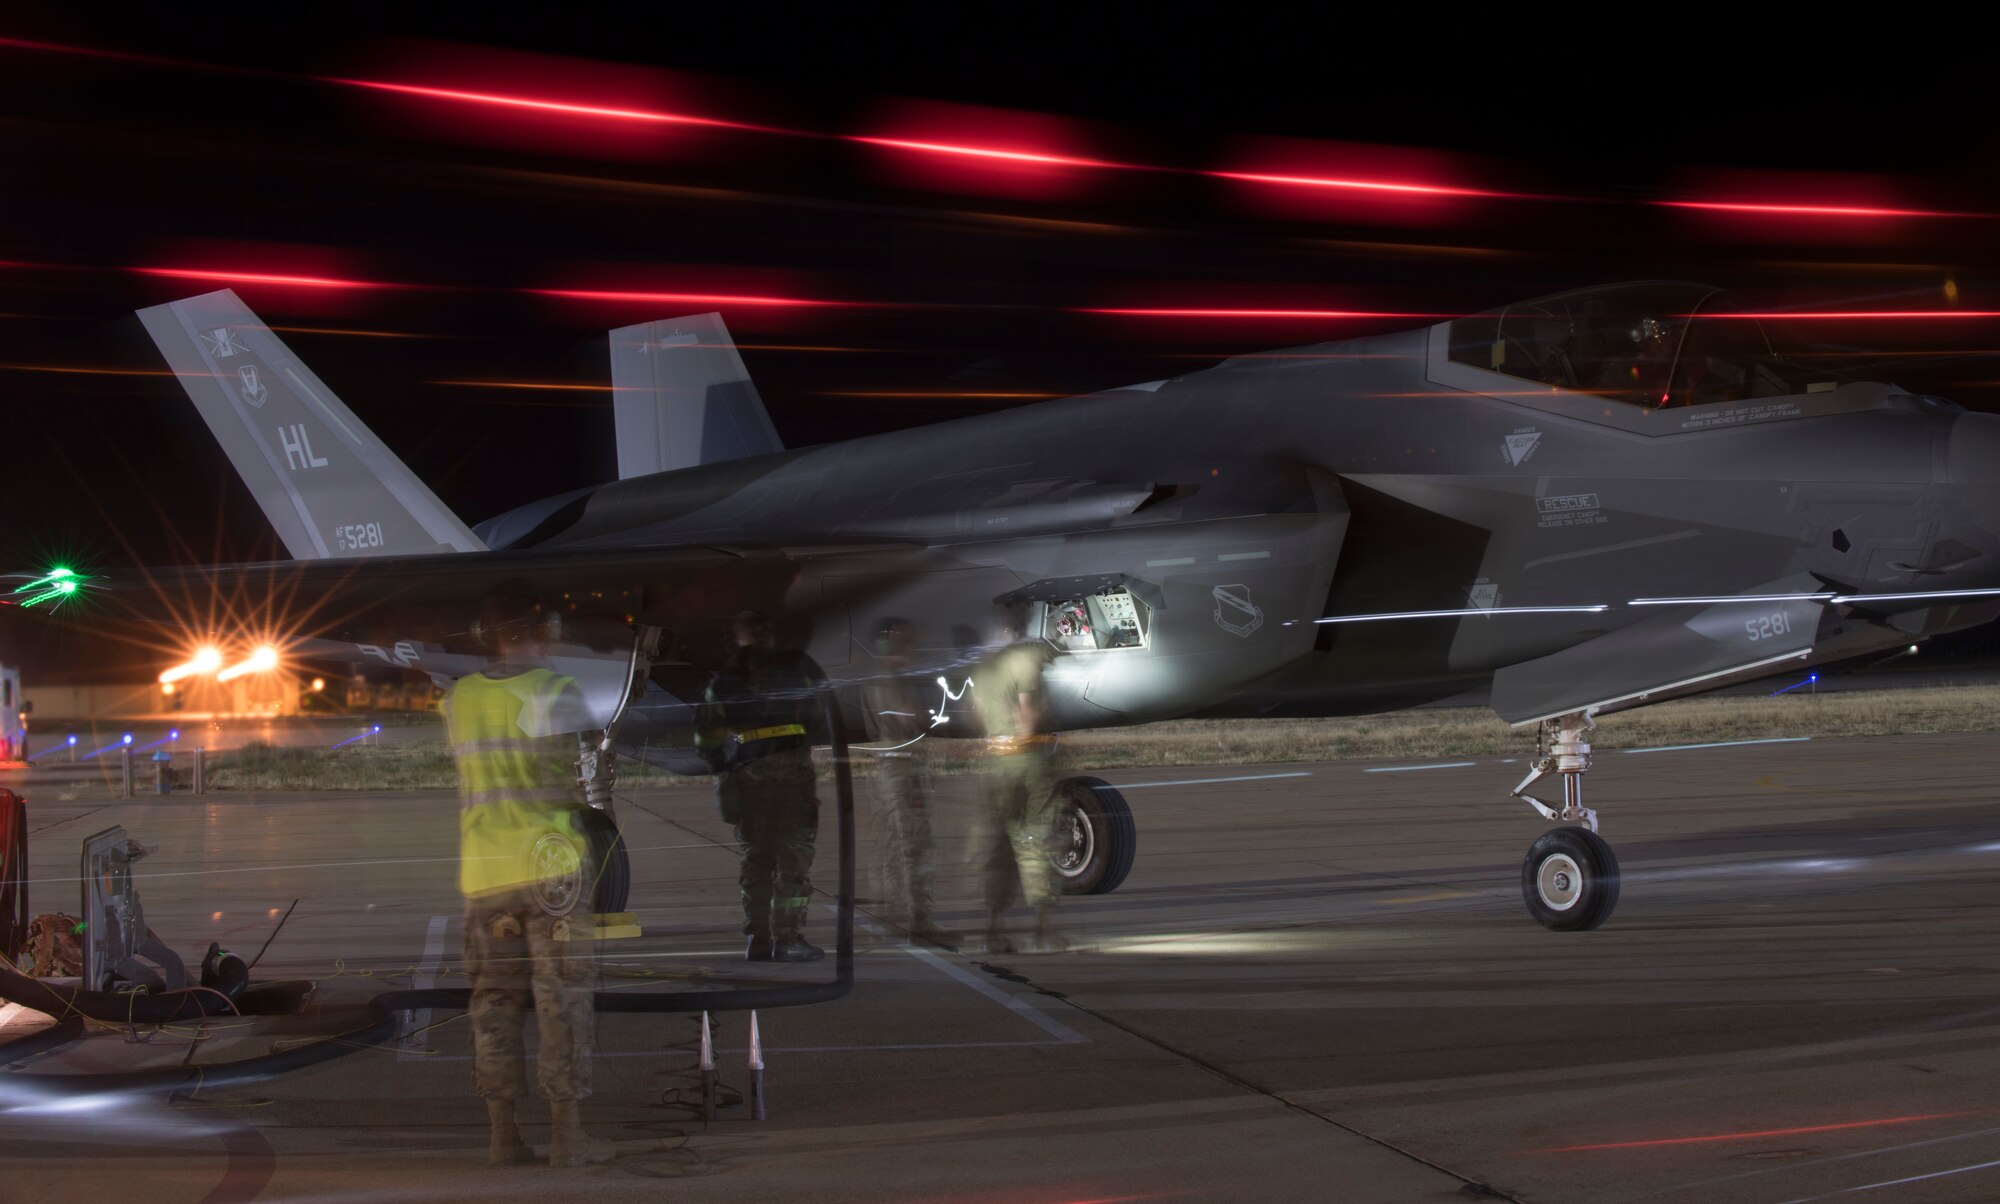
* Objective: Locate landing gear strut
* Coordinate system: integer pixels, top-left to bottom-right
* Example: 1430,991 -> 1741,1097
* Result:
565,625 -> 661,918
1510,710 -> 1620,931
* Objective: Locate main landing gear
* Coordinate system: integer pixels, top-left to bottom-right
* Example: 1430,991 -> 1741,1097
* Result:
1510,710 -> 1620,931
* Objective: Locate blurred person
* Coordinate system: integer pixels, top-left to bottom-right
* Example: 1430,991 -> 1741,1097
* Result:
443,581 -> 616,1168
698,610 -> 829,962
863,617 -> 954,946
969,603 -> 1063,954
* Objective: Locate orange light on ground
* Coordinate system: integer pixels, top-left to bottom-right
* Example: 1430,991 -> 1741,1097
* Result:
159,646 -> 223,683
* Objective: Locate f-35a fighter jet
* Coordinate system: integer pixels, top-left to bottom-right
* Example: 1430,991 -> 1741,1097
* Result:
117,281 -> 2000,930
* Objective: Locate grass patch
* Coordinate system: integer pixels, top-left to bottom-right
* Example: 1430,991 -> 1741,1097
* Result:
1052,684 -> 2000,770
205,684 -> 2000,790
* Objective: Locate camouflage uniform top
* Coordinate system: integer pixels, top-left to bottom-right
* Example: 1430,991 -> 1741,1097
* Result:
697,646 -> 831,770
863,669 -> 931,747
972,641 -> 1054,742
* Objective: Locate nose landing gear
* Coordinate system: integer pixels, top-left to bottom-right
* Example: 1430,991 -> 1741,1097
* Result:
1511,710 -> 1620,931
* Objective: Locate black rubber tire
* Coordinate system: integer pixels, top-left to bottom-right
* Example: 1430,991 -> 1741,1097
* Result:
1521,827 -> 1620,931
1049,776 -> 1137,896
579,808 -> 631,916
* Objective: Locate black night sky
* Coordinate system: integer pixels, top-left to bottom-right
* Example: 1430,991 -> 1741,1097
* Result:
8,13 -> 2000,669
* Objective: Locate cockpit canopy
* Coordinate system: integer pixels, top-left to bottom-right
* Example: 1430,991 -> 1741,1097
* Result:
1446,281 -> 1847,408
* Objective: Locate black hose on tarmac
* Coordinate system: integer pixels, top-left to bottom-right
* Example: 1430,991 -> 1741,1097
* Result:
0,958 -> 246,1025
0,689 -> 858,1095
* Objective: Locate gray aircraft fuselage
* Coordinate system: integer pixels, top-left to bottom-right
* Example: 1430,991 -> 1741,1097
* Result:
473,297 -> 2000,738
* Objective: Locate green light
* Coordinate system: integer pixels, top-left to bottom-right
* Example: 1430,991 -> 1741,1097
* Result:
12,566 -> 87,609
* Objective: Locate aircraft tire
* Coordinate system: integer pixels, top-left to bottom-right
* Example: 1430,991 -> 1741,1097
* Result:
1049,776 -> 1136,896
1521,827 -> 1619,931
580,808 -> 631,916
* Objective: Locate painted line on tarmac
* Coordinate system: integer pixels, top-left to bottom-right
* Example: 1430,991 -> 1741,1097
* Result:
397,914 -> 450,1061
1621,736 -> 1812,755
1364,761 -> 1476,774
22,843 -> 721,889
857,915 -> 1087,1044
900,943 -> 1089,1044
1776,1156 -> 2000,1203
1647,1123 -> 2000,1199
1108,771 -> 1312,790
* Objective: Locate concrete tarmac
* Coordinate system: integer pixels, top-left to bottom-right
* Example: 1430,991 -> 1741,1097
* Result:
6,731 -> 2000,1201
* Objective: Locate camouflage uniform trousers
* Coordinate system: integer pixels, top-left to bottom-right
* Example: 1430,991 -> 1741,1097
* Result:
973,747 -> 1058,912
727,751 -> 820,940
872,753 -> 936,928
463,890 -> 599,1102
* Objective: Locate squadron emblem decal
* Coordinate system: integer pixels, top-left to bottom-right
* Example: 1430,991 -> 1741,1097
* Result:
1212,584 -> 1264,637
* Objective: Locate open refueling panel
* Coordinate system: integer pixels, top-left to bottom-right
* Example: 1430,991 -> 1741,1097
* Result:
1040,585 -> 1150,652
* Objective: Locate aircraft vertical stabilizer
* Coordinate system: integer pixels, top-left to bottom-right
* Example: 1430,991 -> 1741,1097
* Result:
137,290 -> 484,559
609,313 -> 783,478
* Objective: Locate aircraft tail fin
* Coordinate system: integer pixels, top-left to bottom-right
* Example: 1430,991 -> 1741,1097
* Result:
137,290 -> 485,560
608,313 -> 783,479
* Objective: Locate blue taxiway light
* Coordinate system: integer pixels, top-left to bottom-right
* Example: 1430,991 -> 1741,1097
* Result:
1768,673 -> 1820,698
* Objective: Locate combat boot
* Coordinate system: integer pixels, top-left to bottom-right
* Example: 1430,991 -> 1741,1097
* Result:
908,919 -> 960,949
548,1099 -> 618,1167
485,1099 -> 533,1166
744,934 -> 775,961
1021,904 -> 1069,954
770,935 -> 824,962
979,917 -> 1016,955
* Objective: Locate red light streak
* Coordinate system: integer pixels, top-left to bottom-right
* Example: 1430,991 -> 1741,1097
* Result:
1078,307 -> 1445,319
4,38 -> 1979,228
1693,311 -> 2000,320
1208,170 -> 1500,198
1657,200 -> 1961,218
1534,1110 -> 1979,1153
329,79 -> 760,130
848,136 -> 1115,169
133,267 -> 385,289
0,35 -> 196,68
532,288 -> 847,308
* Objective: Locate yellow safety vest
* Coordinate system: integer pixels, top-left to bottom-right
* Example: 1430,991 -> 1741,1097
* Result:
442,668 -> 582,898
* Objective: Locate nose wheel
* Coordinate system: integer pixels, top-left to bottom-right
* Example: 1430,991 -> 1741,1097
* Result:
1511,709 -> 1620,930
1522,827 -> 1620,930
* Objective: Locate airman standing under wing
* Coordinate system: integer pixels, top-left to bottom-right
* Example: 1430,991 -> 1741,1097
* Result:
699,610 -> 829,963
970,604 -> 1063,954
863,617 -> 955,946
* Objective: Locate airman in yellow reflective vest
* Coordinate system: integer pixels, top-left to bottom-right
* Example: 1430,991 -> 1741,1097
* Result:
442,582 -> 615,1168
